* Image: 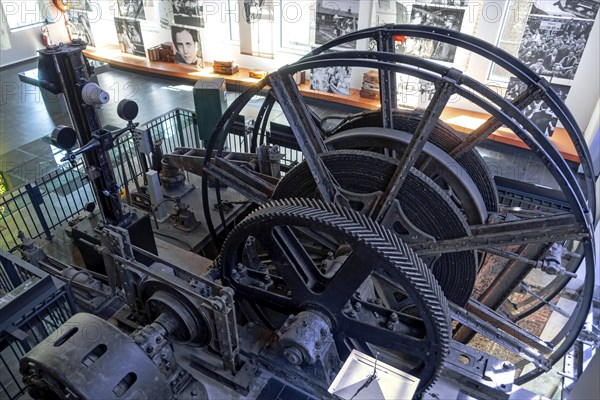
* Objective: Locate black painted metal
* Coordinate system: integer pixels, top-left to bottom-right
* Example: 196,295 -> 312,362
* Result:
301,24 -> 595,218
38,46 -> 125,225
272,150 -> 477,307
376,30 -> 397,129
450,86 -> 543,158
268,74 -> 339,204
197,25 -> 596,385
325,127 -> 487,225
373,75 -> 458,223
220,198 -> 450,394
271,53 -> 589,229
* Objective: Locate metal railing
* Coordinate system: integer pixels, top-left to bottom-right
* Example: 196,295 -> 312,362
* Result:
0,108 -> 198,250
0,249 -> 77,400
0,106 -> 303,250
0,161 -> 96,250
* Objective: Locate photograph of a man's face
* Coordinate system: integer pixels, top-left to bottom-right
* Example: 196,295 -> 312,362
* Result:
171,26 -> 203,67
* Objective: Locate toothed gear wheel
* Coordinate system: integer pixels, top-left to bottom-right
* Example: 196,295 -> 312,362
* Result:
273,150 -> 477,306
220,198 -> 450,394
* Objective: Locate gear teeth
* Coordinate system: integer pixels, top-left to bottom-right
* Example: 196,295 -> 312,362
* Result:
220,198 -> 450,393
272,150 -> 478,306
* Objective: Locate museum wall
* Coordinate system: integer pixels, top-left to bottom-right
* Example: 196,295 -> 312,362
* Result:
0,0 -> 599,137
0,1 -> 69,65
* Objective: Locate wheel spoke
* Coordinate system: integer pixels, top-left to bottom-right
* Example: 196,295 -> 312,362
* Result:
204,157 -> 276,203
376,31 -> 397,129
321,253 -> 375,309
270,226 -> 321,299
450,86 -> 542,158
414,213 -> 589,254
372,73 -> 459,223
220,198 -> 450,392
269,73 -> 341,204
449,302 -> 550,369
339,317 -> 431,362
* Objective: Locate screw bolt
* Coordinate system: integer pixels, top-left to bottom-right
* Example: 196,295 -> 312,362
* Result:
283,347 -> 303,365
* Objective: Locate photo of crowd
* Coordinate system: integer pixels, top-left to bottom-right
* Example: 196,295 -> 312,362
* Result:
404,4 -> 465,63
517,16 -> 593,79
531,0 -> 599,20
118,0 -> 146,20
505,77 -> 570,137
114,17 -> 146,57
172,0 -> 204,27
315,0 -> 359,49
310,66 -> 352,96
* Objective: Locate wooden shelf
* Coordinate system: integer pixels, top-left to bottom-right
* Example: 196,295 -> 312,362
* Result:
84,45 -> 580,163
83,45 -> 262,87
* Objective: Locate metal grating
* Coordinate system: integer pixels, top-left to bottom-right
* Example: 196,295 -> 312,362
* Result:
495,176 -> 571,213
0,249 -> 77,399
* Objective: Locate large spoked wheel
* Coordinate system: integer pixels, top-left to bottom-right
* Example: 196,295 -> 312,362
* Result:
327,110 -> 498,219
220,198 -> 450,394
200,24 -> 596,385
273,149 -> 478,307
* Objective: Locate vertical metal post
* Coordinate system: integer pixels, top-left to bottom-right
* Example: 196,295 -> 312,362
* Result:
0,257 -> 22,288
175,109 -> 186,148
147,170 -> 168,221
24,184 -> 52,241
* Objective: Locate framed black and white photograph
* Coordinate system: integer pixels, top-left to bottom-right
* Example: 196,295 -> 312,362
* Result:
238,0 -> 274,58
505,77 -> 570,137
418,79 -> 436,101
114,17 -> 146,57
517,16 -> 593,78
310,66 -> 352,96
67,0 -> 92,12
374,0 -> 409,25
171,25 -> 203,67
118,0 -> 146,20
531,0 -> 599,20
315,0 -> 359,49
172,0 -> 204,27
405,4 -> 465,63
240,0 -> 274,23
70,13 -> 95,46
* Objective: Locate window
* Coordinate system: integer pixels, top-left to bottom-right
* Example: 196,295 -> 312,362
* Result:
1,0 -> 48,30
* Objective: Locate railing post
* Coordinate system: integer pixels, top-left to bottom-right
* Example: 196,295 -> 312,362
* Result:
24,184 -> 52,240
191,110 -> 201,148
175,109 -> 186,148
0,256 -> 23,288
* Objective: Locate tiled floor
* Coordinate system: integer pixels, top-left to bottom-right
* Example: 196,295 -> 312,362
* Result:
0,61 -> 364,185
